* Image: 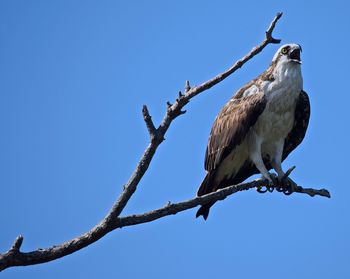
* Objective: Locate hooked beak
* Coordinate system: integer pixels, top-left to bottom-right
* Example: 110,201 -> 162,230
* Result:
289,48 -> 302,64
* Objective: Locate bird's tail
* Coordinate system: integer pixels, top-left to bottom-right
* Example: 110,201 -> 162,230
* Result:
196,172 -> 217,220
196,202 -> 215,220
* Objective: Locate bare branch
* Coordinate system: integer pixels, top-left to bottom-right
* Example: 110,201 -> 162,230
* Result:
185,80 -> 191,92
0,177 -> 329,271
281,165 -> 296,180
116,178 -> 330,227
265,12 -> 283,43
296,187 -> 331,198
10,235 -> 23,252
0,13 -> 294,271
142,105 -> 156,138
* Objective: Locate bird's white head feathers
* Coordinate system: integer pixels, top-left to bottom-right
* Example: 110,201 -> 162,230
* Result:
272,43 -> 302,65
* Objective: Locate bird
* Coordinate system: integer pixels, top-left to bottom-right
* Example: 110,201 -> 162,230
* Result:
196,43 -> 310,220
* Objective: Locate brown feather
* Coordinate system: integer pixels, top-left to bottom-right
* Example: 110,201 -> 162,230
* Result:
205,91 -> 267,171
282,90 -> 311,159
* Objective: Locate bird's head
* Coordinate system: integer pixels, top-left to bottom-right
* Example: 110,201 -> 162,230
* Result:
272,43 -> 302,65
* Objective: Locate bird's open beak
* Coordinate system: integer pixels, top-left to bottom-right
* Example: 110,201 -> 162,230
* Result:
289,48 -> 301,64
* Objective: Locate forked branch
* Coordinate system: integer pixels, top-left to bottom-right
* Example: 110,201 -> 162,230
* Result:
0,176 -> 330,271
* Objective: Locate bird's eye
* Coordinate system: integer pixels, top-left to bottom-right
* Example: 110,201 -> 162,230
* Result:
281,47 -> 288,55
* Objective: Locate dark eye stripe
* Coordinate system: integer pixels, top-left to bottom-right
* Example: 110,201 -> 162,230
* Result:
281,45 -> 290,54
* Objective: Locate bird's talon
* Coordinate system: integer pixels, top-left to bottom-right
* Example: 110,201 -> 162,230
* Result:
267,186 -> 274,192
270,173 -> 279,187
281,177 -> 297,195
267,181 -> 274,192
257,186 -> 268,193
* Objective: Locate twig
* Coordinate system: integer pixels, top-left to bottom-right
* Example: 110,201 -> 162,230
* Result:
10,235 -> 23,252
294,186 -> 330,198
281,165 -> 296,180
185,80 -> 191,92
265,12 -> 283,43
142,105 -> 156,138
0,13 -> 288,271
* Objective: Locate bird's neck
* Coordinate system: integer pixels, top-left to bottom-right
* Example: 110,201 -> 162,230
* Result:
266,61 -> 303,100
273,61 -> 302,84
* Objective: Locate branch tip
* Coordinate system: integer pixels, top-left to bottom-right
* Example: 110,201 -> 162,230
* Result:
142,104 -> 149,116
265,12 -> 283,44
11,235 -> 24,251
322,189 -> 331,198
298,187 -> 331,198
185,80 -> 191,92
281,165 -> 296,180
142,104 -> 156,136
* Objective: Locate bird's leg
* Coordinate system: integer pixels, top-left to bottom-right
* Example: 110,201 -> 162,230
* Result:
250,145 -> 274,186
252,157 -> 276,193
270,141 -> 297,194
252,156 -> 273,184
270,139 -> 286,180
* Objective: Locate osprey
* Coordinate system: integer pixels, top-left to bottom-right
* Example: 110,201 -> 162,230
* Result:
196,43 -> 310,220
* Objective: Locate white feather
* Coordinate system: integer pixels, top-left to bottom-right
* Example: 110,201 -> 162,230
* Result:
249,44 -> 303,179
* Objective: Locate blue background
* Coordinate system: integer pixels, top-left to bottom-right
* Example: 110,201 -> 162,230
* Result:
1,1 -> 349,278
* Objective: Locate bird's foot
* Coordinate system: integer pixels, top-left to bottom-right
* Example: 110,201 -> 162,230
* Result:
257,173 -> 299,195
275,176 -> 298,195
257,173 -> 277,193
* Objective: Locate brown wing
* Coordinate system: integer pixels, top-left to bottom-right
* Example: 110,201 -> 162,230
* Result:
197,90 -> 266,219
204,91 -> 267,172
203,67 -> 275,172
282,90 -> 311,160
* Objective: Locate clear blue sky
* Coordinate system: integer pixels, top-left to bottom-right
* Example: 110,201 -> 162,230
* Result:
1,1 -> 349,278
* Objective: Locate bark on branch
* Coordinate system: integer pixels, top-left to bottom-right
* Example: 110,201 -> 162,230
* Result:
1,12 -> 328,272
116,178 -> 330,227
0,177 -> 330,271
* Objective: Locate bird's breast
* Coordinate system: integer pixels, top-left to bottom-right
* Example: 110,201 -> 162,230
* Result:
258,106 -> 295,140
255,72 -> 302,141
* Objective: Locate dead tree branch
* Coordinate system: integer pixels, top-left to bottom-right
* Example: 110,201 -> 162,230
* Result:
1,12 -> 328,272
0,176 -> 330,271
116,178 -> 330,227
